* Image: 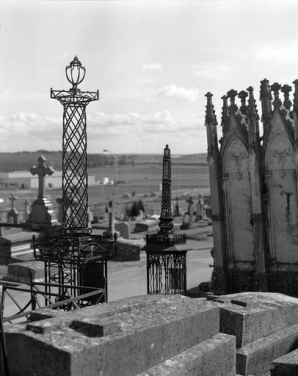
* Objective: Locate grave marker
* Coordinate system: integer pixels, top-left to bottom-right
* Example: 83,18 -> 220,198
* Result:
196,194 -> 204,221
7,193 -> 18,224
23,199 -> 30,221
26,156 -> 57,225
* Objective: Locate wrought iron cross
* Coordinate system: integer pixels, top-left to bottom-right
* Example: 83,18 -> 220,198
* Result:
30,156 -> 54,199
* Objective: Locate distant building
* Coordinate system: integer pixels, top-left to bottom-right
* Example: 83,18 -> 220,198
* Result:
0,171 -> 96,189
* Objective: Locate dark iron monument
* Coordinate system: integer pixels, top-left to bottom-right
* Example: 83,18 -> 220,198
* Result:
32,56 -> 117,308
144,145 -> 189,295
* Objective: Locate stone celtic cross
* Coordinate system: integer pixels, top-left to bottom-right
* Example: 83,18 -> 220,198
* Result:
30,156 -> 54,199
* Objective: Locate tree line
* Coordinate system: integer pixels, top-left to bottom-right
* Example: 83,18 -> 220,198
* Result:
0,151 -> 135,172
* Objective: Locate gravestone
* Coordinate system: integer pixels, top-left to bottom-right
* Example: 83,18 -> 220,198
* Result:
187,196 -> 195,221
115,221 -> 130,239
103,200 -> 119,238
26,156 -> 57,225
7,193 -> 18,224
182,213 -> 190,229
23,199 -> 30,221
181,197 -> 194,229
87,207 -> 93,228
56,197 -> 63,224
196,194 -> 204,221
173,197 -> 181,217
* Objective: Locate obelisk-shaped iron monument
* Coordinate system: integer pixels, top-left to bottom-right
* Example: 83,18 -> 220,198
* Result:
144,145 -> 189,295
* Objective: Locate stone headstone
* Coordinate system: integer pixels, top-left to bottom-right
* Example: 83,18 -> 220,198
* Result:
174,197 -> 181,217
23,199 -> 30,221
181,213 -> 190,229
103,200 -> 119,238
26,156 -> 57,225
7,193 -> 18,224
187,197 -> 195,220
196,195 -> 204,221
115,222 -> 130,239
87,207 -> 93,228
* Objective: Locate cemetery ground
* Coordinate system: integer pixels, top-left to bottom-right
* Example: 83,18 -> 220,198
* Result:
0,153 -> 210,219
0,221 -> 214,319
0,153 -> 212,317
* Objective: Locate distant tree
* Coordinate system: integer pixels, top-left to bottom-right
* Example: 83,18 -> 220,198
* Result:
130,202 -> 140,217
137,200 -> 145,213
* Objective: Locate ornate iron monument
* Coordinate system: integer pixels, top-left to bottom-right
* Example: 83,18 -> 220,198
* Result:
144,145 -> 189,295
51,56 -> 98,230
32,57 -> 116,309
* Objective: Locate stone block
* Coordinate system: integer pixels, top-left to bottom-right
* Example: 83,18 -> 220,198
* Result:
136,333 -> 236,376
4,261 -> 44,284
6,295 -> 220,376
115,221 -> 130,239
112,238 -> 145,261
0,231 -> 38,265
237,323 -> 298,376
271,348 -> 298,376
134,220 -> 159,233
215,292 -> 298,348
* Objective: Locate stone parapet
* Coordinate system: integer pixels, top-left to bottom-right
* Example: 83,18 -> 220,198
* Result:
6,292 -> 298,375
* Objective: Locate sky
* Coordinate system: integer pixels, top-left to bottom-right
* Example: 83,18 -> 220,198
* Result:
1,0 -> 298,155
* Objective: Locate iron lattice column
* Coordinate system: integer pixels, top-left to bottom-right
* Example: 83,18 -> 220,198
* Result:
51,56 -> 99,231
32,56 -> 116,309
144,145 -> 189,295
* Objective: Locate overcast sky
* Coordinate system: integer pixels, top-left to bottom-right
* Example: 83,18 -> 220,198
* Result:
1,0 -> 298,154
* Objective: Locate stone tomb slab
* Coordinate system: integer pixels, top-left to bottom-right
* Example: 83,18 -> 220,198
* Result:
6,295 -> 220,376
210,292 -> 298,348
136,333 -> 236,376
237,323 -> 298,376
271,348 -> 298,376
4,261 -> 44,284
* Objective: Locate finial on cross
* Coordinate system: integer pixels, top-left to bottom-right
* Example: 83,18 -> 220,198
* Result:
30,155 -> 54,199
9,193 -> 17,211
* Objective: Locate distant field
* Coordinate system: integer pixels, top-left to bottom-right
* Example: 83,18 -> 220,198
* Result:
0,153 -> 210,219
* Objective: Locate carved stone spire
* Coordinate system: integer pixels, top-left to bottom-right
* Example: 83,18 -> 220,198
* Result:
271,82 -> 282,109
205,92 -> 219,155
247,86 -> 259,120
221,94 -> 229,136
238,90 -> 248,116
293,79 -> 298,115
293,79 -> 298,143
227,89 -> 238,115
247,86 -> 260,151
281,84 -> 292,110
259,78 -> 272,135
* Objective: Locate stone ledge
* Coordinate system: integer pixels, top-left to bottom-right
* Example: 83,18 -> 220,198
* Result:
237,323 -> 298,376
271,348 -> 298,376
136,333 -> 236,376
6,295 -> 220,376
212,292 -> 298,348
